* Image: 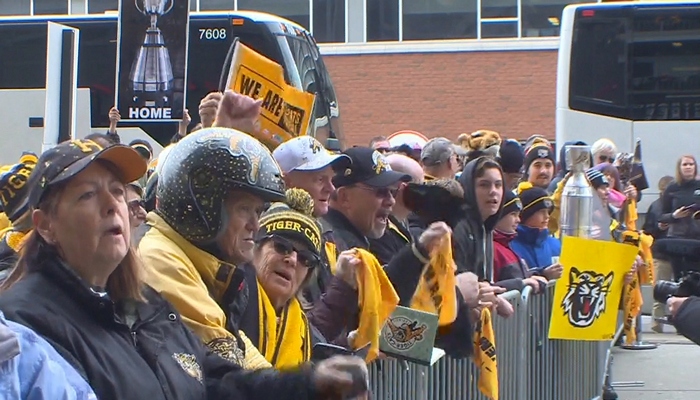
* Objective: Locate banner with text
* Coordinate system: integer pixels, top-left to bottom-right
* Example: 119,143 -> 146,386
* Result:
225,42 -> 316,150
548,236 -> 639,341
115,0 -> 189,122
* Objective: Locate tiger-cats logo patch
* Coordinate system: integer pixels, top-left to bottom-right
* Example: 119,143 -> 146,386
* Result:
561,267 -> 613,328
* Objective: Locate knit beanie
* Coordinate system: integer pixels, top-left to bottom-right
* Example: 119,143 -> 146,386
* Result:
257,188 -> 322,256
523,144 -> 555,173
518,184 -> 553,223
501,190 -> 523,216
498,139 -> 525,174
585,168 -> 609,189
0,152 -> 38,223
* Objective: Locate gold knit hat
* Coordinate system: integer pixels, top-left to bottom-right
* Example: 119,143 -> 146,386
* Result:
257,188 -> 322,255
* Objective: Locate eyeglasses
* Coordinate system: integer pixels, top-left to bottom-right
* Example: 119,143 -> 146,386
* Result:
263,235 -> 320,269
355,185 -> 399,199
128,199 -> 145,211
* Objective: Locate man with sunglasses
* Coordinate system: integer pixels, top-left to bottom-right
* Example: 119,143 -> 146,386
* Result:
319,147 -> 461,345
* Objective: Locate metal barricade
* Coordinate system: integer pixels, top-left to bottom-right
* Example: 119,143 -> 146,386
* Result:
369,290 -> 524,400
368,284 -> 610,399
523,281 -> 608,400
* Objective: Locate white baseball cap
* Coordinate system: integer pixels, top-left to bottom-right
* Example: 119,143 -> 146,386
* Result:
273,136 -> 351,174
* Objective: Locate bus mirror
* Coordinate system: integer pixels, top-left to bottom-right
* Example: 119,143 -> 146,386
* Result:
326,138 -> 341,152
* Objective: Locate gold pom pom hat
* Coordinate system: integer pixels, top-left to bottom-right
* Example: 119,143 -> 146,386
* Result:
256,188 -> 322,256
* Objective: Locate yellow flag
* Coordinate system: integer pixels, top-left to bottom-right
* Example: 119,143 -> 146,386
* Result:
226,43 -> 316,150
548,236 -> 639,341
472,308 -> 498,400
622,273 -> 643,344
410,234 -> 457,326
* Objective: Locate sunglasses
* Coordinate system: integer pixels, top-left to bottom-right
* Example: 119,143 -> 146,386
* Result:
128,199 -> 146,211
262,235 -> 320,269
356,185 -> 399,199
598,155 -> 616,163
375,147 -> 390,154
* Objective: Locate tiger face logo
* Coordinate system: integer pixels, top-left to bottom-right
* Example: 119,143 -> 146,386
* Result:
561,267 -> 613,328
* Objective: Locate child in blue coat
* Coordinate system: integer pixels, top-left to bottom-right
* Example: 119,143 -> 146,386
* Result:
511,186 -> 563,279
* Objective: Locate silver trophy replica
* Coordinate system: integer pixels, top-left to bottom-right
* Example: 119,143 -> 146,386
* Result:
129,0 -> 174,93
559,145 -> 594,239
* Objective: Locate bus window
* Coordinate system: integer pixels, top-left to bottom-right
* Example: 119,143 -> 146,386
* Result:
0,24 -> 46,89
72,21 -> 118,129
569,8 -> 630,120
629,7 -> 700,121
186,18 -> 233,126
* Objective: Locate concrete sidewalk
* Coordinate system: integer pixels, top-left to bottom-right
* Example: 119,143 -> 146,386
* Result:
610,316 -> 699,400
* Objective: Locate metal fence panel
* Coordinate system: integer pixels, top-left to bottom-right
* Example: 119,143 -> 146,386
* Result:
368,282 -> 610,400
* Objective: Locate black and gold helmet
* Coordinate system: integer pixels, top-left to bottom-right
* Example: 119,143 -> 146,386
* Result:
156,128 -> 286,244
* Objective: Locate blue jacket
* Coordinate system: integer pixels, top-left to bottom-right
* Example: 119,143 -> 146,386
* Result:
511,225 -> 562,272
0,312 -> 97,400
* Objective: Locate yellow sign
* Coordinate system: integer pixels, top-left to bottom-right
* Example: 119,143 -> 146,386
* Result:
548,236 -> 638,341
226,43 -> 316,150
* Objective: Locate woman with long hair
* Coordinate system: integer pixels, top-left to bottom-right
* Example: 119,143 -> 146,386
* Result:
0,139 -> 367,400
658,155 -> 700,240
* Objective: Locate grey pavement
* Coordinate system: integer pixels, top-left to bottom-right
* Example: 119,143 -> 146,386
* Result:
610,315 -> 699,400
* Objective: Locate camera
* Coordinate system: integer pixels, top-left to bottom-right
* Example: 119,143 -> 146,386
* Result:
653,271 -> 700,303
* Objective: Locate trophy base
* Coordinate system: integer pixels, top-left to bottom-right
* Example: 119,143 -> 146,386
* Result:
129,28 -> 174,93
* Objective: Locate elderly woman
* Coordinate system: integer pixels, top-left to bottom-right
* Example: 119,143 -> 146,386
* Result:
126,181 -> 148,245
235,189 -> 325,368
0,139 -> 367,400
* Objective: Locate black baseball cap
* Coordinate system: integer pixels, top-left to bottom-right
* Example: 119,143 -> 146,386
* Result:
28,139 -> 148,208
332,147 -> 411,188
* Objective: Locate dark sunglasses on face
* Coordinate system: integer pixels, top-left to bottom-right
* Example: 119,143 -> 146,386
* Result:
264,235 -> 320,269
375,147 -> 390,154
598,155 -> 615,163
357,185 -> 399,199
128,199 -> 146,211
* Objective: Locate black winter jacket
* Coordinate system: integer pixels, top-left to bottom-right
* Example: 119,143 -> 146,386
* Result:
0,255 -> 319,400
658,179 -> 700,240
452,158 -> 505,280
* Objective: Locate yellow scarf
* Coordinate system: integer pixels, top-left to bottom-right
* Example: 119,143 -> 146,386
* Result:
620,199 -> 652,344
472,307 -> 498,400
0,228 -> 28,252
256,280 -> 311,369
0,213 -> 9,232
410,233 -> 457,326
349,248 -> 399,362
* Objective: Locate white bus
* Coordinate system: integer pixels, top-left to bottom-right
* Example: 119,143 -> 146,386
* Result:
0,11 -> 344,162
556,1 -> 700,210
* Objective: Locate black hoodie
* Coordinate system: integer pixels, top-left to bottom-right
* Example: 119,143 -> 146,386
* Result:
452,157 -> 505,280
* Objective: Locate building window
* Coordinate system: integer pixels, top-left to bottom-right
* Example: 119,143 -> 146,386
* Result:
522,0 -> 587,37
403,0 -> 477,41
0,0 -> 30,15
367,0 -> 399,41
481,22 -> 518,39
88,0 -> 118,13
199,0 -> 234,11
34,0 -> 69,15
313,0 -> 345,43
238,0 -> 310,30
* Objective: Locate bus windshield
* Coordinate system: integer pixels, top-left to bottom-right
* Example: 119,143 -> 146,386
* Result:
569,5 -> 700,121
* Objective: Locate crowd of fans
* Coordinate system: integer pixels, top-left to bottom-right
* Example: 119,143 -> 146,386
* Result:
0,88 -> 698,399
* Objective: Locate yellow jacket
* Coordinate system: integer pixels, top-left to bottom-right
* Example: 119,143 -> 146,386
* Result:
138,213 -> 271,370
